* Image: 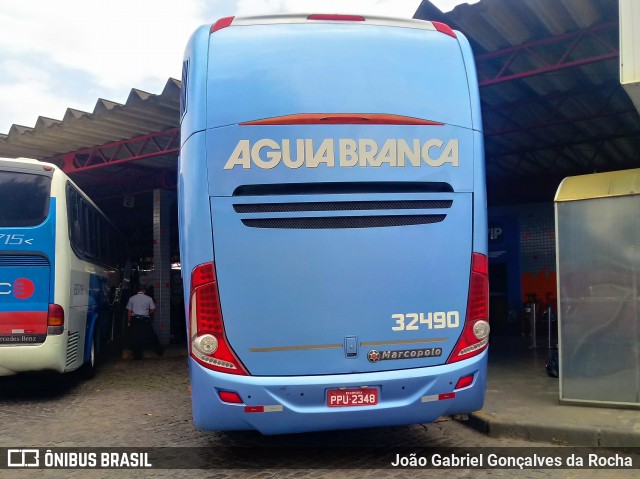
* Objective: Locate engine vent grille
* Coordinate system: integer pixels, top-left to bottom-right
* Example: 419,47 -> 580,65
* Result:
241,215 -> 446,229
234,200 -> 452,213
235,197 -> 451,229
66,332 -> 79,368
0,255 -> 49,267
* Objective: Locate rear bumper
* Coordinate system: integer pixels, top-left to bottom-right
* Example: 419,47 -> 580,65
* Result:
0,335 -> 67,376
189,349 -> 488,435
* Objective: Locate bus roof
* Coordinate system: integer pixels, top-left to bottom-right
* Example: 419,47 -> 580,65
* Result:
1,156 -> 40,164
199,15 -> 479,131
212,14 -> 457,37
0,157 -> 57,171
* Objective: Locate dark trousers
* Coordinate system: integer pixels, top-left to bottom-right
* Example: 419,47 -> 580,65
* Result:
130,316 -> 163,359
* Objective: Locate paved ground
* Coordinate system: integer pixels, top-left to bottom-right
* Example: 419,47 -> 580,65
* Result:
0,348 -> 638,479
469,336 -> 640,447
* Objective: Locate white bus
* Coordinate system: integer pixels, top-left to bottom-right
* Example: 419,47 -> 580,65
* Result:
0,157 -> 126,377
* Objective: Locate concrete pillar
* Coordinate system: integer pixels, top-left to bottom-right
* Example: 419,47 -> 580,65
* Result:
153,189 -> 171,345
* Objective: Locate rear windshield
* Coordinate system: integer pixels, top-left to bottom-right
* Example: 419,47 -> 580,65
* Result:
207,24 -> 472,129
0,171 -> 51,227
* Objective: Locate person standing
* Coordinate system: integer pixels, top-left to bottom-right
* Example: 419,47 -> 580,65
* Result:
126,286 -> 163,359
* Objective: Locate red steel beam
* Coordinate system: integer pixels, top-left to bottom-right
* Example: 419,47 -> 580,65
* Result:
477,22 -> 619,87
486,106 -> 636,137
50,128 -> 179,173
487,129 -> 640,159
483,82 -> 635,137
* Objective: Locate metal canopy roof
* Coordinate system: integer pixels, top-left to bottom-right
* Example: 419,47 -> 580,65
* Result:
415,0 -> 640,204
0,78 -> 180,159
0,78 -> 181,201
0,79 -> 182,259
0,0 -> 637,207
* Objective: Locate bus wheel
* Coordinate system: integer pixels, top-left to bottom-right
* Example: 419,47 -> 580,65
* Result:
80,334 -> 97,379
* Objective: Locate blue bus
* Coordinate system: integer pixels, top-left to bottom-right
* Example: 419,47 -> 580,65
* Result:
0,157 -> 126,378
179,14 -> 489,434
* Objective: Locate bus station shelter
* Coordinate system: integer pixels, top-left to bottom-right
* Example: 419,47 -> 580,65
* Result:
0,0 -> 637,347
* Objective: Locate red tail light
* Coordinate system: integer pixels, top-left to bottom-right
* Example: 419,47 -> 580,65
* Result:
189,262 -> 248,375
307,14 -> 365,22
240,113 -> 443,126
47,304 -> 64,335
447,253 -> 489,363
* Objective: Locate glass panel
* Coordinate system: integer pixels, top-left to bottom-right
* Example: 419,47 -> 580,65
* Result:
557,196 -> 640,405
0,171 -> 51,227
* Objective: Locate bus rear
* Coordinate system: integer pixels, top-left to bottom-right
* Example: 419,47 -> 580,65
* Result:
0,158 -> 64,375
179,15 -> 488,434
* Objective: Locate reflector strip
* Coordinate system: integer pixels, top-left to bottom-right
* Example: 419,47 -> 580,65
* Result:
0,312 -> 48,335
244,405 -> 284,413
264,405 -> 284,412
240,113 -> 444,126
421,393 -> 457,402
218,390 -> 243,404
455,374 -> 475,390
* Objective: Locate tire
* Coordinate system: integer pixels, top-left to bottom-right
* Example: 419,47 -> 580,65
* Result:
80,333 -> 97,379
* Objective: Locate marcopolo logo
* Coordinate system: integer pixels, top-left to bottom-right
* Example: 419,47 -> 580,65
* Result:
0,278 -> 35,300
368,347 -> 443,362
223,138 -> 459,170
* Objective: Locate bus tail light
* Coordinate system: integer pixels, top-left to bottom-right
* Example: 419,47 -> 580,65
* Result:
47,304 -> 64,335
447,253 -> 490,364
189,262 -> 249,375
240,113 -> 443,126
307,14 -> 366,22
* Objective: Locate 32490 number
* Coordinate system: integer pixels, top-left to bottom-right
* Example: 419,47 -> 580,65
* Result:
392,312 -> 460,332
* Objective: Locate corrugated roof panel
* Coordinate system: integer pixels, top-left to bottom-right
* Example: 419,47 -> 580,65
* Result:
0,1 -> 635,206
560,0 -> 603,28
0,78 -> 181,160
415,0 -> 639,201
522,0 -> 575,36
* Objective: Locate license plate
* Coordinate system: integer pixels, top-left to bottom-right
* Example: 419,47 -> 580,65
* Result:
327,388 -> 378,407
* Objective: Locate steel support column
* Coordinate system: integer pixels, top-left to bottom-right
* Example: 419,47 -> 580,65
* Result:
153,189 -> 172,345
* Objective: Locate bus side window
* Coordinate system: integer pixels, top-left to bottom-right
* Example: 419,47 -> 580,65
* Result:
67,185 -> 85,255
73,219 -> 84,253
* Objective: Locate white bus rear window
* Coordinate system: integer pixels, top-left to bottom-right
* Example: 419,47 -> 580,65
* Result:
0,171 -> 51,227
